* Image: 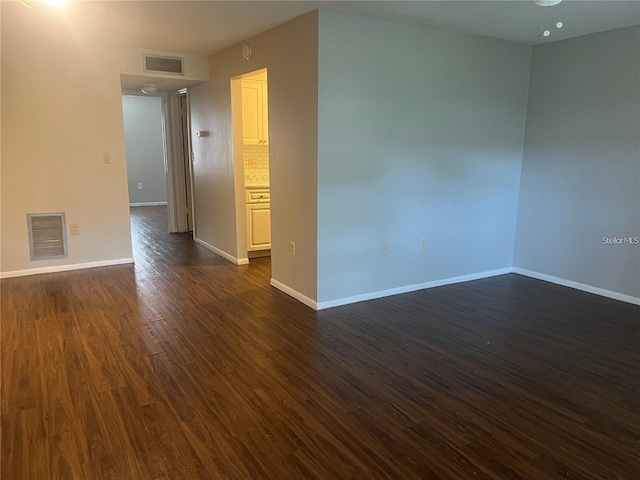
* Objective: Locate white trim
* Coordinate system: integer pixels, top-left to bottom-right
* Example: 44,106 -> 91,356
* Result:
316,268 -> 513,310
512,267 -> 640,306
129,201 -> 168,207
0,258 -> 134,279
194,238 -> 249,265
270,278 -> 318,310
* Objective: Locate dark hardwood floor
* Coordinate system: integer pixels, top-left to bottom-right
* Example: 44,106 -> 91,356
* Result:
2,205 -> 639,479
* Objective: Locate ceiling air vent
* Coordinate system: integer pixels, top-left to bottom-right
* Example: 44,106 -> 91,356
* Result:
144,54 -> 184,76
27,213 -> 68,260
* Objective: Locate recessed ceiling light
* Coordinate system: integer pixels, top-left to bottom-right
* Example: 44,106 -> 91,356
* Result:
556,21 -> 564,28
543,30 -> 551,37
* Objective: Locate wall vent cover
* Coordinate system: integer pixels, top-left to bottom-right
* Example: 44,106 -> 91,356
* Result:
27,213 -> 68,260
144,54 -> 184,75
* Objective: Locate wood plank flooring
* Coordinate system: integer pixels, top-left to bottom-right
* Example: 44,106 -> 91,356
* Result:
2,205 -> 639,479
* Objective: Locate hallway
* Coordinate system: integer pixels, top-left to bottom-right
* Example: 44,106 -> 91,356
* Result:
129,205 -> 271,290
1,207 -> 638,479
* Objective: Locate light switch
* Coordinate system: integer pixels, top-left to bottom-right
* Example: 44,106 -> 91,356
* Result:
70,224 -> 80,236
103,152 -> 112,164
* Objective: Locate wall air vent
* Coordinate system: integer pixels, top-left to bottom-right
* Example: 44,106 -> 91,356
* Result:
27,213 -> 68,260
144,54 -> 184,75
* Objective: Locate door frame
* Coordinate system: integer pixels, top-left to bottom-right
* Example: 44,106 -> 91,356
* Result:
164,91 -> 195,235
121,88 -> 195,237
230,68 -> 270,263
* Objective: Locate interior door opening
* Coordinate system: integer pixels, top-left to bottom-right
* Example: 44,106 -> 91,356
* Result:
231,68 -> 271,269
122,94 -> 168,211
121,81 -> 196,261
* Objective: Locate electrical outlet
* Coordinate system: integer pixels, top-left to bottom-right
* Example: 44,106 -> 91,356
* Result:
138,183 -> 143,190
290,241 -> 296,256
420,237 -> 427,250
70,224 -> 80,236
382,243 -> 389,256
103,152 -> 112,164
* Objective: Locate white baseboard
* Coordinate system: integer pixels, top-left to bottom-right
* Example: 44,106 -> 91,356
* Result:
0,258 -> 134,279
129,202 -> 168,207
270,278 -> 318,310
512,267 -> 640,306
194,238 -> 249,265
316,268 -> 513,310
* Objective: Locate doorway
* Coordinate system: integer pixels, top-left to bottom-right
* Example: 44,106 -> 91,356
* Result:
122,95 -> 168,209
230,69 -> 271,267
121,87 -> 195,243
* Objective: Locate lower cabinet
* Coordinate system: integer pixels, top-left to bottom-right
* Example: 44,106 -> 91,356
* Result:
247,203 -> 271,251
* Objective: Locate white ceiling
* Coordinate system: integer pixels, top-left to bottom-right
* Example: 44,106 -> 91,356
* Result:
42,1 -> 640,55
8,1 -> 638,93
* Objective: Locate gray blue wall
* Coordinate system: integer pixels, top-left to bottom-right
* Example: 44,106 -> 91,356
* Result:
317,11 -> 531,304
122,95 -> 167,205
514,26 -> 640,298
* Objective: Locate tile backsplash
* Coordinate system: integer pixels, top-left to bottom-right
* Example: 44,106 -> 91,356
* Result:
244,144 -> 270,186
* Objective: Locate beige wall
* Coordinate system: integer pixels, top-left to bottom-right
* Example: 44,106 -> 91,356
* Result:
0,2 -> 208,275
190,80 -> 239,256
119,49 -> 209,82
1,4 -> 132,274
190,11 -> 319,301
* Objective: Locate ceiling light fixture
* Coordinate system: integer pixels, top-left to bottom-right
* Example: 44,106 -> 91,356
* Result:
543,30 -> 551,37
534,0 -> 562,6
44,0 -> 66,7
141,84 -> 157,95
556,21 -> 564,28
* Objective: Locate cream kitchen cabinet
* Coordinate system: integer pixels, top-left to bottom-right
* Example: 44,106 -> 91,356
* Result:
242,80 -> 269,146
246,189 -> 271,251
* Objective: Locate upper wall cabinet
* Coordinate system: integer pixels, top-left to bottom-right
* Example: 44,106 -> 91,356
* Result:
242,79 -> 269,146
